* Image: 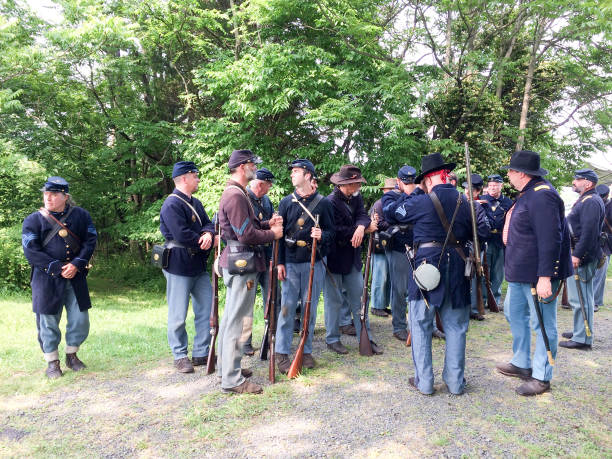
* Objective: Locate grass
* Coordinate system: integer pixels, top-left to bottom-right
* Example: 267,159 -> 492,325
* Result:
0,264 -> 611,458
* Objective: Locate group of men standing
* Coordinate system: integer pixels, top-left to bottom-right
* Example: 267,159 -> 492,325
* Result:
22,149 -> 609,398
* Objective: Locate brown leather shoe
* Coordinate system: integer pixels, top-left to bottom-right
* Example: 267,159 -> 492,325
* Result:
371,308 -> 389,317
327,341 -> 349,355
46,360 -> 63,379
276,353 -> 291,374
370,341 -> 383,355
340,324 -> 356,336
470,313 -> 485,321
393,330 -> 408,341
516,378 -> 550,396
65,353 -> 86,371
496,362 -> 532,380
302,354 -> 316,369
561,331 -> 573,339
242,343 -> 255,356
174,357 -> 194,373
191,356 -> 208,366
224,380 -> 263,394
432,329 -> 445,340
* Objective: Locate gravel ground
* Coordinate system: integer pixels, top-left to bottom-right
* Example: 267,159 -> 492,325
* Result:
1,300 -> 611,458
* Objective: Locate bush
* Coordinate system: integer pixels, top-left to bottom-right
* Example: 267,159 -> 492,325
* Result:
0,224 -> 31,291
92,250 -> 166,292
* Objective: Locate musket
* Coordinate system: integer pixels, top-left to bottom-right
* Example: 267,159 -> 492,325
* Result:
573,273 -> 592,337
259,240 -> 278,362
530,284 -> 555,366
206,218 -> 221,375
268,241 -> 280,382
561,282 -> 570,307
481,246 -> 500,313
464,142 -> 486,317
287,215 -> 319,379
359,234 -> 375,356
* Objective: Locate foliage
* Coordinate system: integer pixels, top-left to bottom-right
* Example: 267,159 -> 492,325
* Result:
0,224 -> 31,290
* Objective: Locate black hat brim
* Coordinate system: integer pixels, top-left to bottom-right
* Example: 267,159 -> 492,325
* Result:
501,165 -> 548,176
415,162 -> 456,184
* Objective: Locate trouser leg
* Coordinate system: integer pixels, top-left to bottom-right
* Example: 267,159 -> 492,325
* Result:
324,272 -> 343,344
191,271 -> 213,358
593,255 -> 609,306
388,250 -> 409,334
219,269 -> 258,389
488,243 -> 505,304
439,295 -> 469,394
567,261 -> 596,345
63,282 -> 90,354
300,261 -> 324,354
505,282 -> 532,370
37,308 -> 63,362
163,270 -> 192,359
370,253 -> 390,310
409,298 -> 434,394
344,267 -> 369,343
276,263 -> 303,355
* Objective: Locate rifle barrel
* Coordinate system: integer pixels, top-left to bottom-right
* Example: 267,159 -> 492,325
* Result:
359,234 -> 374,356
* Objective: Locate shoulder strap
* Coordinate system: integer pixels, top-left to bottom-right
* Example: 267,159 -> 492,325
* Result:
39,206 -> 78,249
291,192 -> 324,233
226,185 -> 256,217
169,194 -> 202,226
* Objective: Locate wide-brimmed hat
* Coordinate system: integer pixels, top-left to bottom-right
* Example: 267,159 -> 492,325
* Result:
380,178 -> 396,190
415,153 -> 456,184
501,150 -> 548,176
330,164 -> 367,185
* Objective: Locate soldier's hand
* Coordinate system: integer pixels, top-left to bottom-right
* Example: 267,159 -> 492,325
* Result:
271,222 -> 283,240
311,226 -> 322,240
571,255 -> 580,269
269,214 -> 283,226
61,263 -> 78,279
536,276 -> 552,299
366,218 -> 378,234
199,232 -> 213,250
351,225 -> 365,247
277,264 -> 286,281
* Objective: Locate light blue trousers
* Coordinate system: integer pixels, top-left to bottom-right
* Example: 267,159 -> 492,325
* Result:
370,252 -> 390,310
275,261 -> 324,355
324,267 -> 372,344
387,250 -> 409,334
566,261 -> 597,345
163,269 -> 212,360
409,293 -> 470,395
37,282 -> 90,362
504,280 -> 560,381
593,255 -> 609,307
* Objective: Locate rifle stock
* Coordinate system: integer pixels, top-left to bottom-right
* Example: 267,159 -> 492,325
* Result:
574,274 -> 592,337
482,248 -> 500,312
288,217 -> 319,379
531,285 -> 555,366
465,142 -> 486,317
206,219 -> 221,375
359,234 -> 375,356
259,241 -> 278,362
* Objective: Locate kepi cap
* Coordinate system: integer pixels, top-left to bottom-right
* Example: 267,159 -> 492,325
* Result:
574,168 -> 598,183
255,167 -> 275,183
228,149 -> 262,169
41,176 -> 69,193
487,174 -> 503,183
398,165 -> 417,184
288,159 -> 316,177
462,173 -> 484,189
595,183 -> 609,197
172,161 -> 198,179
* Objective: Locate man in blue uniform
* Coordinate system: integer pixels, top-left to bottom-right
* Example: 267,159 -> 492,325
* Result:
481,174 -> 513,308
22,177 -> 97,378
496,150 -> 572,395
559,169 -> 605,350
275,159 -> 335,372
369,178 -> 395,317
381,165 -> 421,341
160,161 -> 216,373
240,167 -> 276,356
392,154 -> 489,395
593,184 -> 611,312
324,165 -> 381,355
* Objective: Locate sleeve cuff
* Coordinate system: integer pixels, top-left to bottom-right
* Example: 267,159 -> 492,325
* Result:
46,260 -> 63,276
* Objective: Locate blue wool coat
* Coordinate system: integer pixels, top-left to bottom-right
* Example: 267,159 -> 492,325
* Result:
392,184 -> 489,309
567,188 -> 605,265
480,193 -> 513,246
504,178 -> 573,283
22,205 -> 97,314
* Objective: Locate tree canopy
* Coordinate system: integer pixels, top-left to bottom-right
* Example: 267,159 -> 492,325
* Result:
1,0 -> 610,247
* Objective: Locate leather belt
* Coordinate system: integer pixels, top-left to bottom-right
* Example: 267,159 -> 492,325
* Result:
418,241 -> 461,249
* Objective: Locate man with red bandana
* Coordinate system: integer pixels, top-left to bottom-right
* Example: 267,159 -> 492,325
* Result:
391,153 -> 489,395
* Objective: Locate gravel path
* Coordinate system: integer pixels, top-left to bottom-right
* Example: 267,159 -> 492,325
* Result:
1,303 -> 611,458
